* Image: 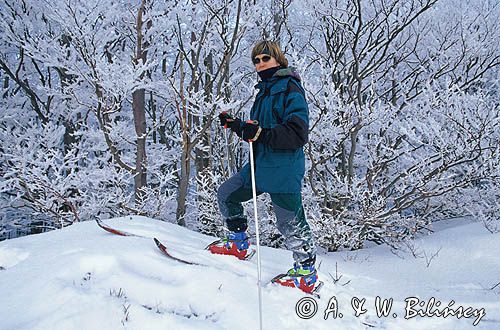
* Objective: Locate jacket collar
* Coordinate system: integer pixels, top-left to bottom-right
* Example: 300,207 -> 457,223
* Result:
254,66 -> 301,90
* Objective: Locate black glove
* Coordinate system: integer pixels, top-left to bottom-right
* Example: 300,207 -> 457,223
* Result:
218,112 -> 243,136
242,120 -> 265,142
218,111 -> 232,128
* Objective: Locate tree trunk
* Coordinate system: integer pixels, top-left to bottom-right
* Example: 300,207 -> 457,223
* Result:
133,0 -> 149,204
133,88 -> 147,202
176,50 -> 189,226
176,139 -> 190,226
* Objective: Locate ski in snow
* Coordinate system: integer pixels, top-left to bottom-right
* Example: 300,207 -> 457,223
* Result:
95,219 -> 201,265
153,238 -> 202,266
96,219 -> 145,237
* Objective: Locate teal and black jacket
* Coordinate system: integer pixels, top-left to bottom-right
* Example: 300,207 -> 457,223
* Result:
240,67 -> 309,193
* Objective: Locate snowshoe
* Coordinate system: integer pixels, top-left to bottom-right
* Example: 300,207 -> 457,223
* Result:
206,232 -> 255,260
271,263 -> 322,295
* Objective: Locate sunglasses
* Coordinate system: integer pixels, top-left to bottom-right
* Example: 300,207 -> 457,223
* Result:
252,55 -> 271,65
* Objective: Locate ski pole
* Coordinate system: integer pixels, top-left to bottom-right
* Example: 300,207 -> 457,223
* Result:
224,128 -> 232,177
249,141 -> 263,330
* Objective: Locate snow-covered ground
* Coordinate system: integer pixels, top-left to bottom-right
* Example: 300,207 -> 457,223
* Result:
0,216 -> 499,330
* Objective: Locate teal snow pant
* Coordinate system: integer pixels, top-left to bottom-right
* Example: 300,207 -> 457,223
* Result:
217,173 -> 316,265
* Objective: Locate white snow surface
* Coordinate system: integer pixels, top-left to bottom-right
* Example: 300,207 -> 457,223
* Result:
0,216 -> 499,330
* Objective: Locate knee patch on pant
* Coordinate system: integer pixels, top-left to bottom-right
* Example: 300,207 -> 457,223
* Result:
271,193 -> 316,263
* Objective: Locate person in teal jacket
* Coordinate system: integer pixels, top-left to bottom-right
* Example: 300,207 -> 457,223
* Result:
208,40 -> 318,293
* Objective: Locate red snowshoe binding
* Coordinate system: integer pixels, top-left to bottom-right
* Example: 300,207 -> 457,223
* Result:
206,232 -> 255,260
271,263 -> 322,294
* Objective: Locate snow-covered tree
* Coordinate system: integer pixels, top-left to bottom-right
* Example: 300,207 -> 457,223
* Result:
1,0 -> 498,250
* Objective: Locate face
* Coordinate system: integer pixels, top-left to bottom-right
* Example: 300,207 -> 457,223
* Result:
253,54 -> 280,72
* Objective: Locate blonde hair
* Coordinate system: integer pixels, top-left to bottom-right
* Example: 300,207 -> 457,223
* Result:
251,40 -> 288,67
